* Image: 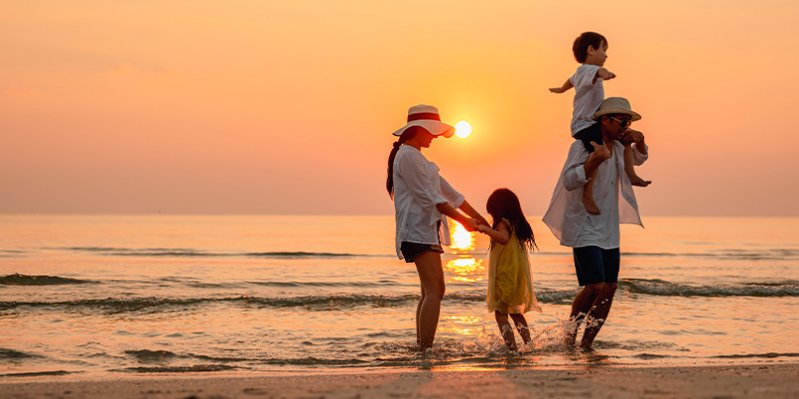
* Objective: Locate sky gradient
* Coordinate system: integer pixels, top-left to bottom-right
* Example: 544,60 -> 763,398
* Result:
2,1 -> 798,216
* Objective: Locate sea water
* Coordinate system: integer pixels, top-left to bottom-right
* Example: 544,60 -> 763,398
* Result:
1,215 -> 797,377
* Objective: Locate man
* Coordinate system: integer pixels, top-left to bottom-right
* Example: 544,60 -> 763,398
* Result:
543,97 -> 649,350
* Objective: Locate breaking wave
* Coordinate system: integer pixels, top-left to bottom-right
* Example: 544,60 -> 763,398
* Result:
63,246 -> 379,258
0,274 -> 96,286
620,278 -> 799,297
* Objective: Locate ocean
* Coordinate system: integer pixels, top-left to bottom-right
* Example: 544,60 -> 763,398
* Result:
1,215 -> 798,378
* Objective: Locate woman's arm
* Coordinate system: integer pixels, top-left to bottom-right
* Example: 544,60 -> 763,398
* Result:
478,219 -> 510,245
436,202 -> 478,231
458,200 -> 489,227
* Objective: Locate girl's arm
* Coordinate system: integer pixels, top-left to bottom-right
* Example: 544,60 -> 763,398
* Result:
458,200 -> 489,227
549,79 -> 573,93
478,219 -> 510,245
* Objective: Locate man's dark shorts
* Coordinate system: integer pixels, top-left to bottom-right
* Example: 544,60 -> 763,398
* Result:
401,242 -> 444,263
573,246 -> 620,286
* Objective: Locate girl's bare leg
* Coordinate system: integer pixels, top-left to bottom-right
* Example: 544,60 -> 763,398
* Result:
414,251 -> 445,351
509,314 -> 531,345
624,144 -> 651,187
495,311 -> 518,351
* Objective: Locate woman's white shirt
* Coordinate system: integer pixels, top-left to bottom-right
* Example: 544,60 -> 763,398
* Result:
393,145 -> 464,259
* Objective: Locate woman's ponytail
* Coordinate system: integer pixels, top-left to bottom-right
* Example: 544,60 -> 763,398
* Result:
386,127 -> 420,198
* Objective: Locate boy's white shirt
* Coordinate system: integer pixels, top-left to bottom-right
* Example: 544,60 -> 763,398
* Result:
542,139 -> 648,249
392,145 -> 464,259
570,64 -> 604,135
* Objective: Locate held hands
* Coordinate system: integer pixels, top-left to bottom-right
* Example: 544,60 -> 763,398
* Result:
461,218 -> 480,232
461,217 -> 490,233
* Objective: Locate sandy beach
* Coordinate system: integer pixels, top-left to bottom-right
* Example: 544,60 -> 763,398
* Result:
1,363 -> 797,399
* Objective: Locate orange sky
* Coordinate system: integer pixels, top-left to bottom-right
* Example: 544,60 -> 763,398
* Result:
1,1 -> 798,215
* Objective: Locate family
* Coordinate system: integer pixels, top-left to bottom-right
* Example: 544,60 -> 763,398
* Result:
387,32 -> 650,352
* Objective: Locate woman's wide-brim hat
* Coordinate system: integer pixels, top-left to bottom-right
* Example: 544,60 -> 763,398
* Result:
392,105 -> 455,138
593,97 -> 642,121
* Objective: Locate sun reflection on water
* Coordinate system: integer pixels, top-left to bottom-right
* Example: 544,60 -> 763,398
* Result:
444,257 -> 485,283
442,315 -> 483,336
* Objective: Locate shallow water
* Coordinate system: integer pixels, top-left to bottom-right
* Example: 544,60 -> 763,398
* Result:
1,215 -> 798,378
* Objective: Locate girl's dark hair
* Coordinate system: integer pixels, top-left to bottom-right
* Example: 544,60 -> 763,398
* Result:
486,188 -> 537,250
572,32 -> 607,63
386,126 -> 423,198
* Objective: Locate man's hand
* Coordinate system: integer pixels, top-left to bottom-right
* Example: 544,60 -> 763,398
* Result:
590,141 -> 611,160
549,87 -> 568,93
597,68 -> 616,80
621,129 -> 645,145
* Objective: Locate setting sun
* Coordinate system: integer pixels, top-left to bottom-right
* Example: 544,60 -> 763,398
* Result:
450,221 -> 474,250
454,121 -> 472,138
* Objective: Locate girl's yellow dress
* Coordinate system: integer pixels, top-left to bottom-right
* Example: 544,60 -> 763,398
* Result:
487,220 -> 542,314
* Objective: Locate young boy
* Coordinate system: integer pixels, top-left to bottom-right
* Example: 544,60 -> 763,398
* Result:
550,32 -> 650,215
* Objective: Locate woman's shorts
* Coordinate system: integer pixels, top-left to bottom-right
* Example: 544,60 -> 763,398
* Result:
573,246 -> 620,286
400,241 -> 444,263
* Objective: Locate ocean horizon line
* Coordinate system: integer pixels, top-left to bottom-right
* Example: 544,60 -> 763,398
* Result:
2,213 -> 799,219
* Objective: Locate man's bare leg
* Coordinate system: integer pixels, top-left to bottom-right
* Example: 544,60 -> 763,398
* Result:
565,284 -> 603,347
624,144 -> 651,187
580,283 -> 617,350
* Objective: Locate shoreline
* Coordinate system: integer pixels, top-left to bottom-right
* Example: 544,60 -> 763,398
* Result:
2,363 -> 797,398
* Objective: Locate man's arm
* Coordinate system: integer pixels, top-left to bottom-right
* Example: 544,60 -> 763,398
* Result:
584,141 -> 611,175
623,129 -> 648,164
562,141 -> 611,191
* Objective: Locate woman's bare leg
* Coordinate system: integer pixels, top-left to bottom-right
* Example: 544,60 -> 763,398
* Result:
416,284 -> 425,346
414,251 -> 445,351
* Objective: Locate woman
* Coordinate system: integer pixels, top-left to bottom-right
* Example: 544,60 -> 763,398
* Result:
387,104 -> 488,351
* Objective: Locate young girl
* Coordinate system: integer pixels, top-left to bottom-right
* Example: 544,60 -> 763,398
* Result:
478,188 -> 542,351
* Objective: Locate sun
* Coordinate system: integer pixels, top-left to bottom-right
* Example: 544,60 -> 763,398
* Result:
450,221 -> 474,250
454,121 -> 472,138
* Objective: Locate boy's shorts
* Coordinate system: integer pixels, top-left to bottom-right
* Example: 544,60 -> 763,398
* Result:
573,122 -> 603,153
400,242 -> 444,263
573,246 -> 620,286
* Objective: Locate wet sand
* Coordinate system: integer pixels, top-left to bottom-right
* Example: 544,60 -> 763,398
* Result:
1,363 -> 797,398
